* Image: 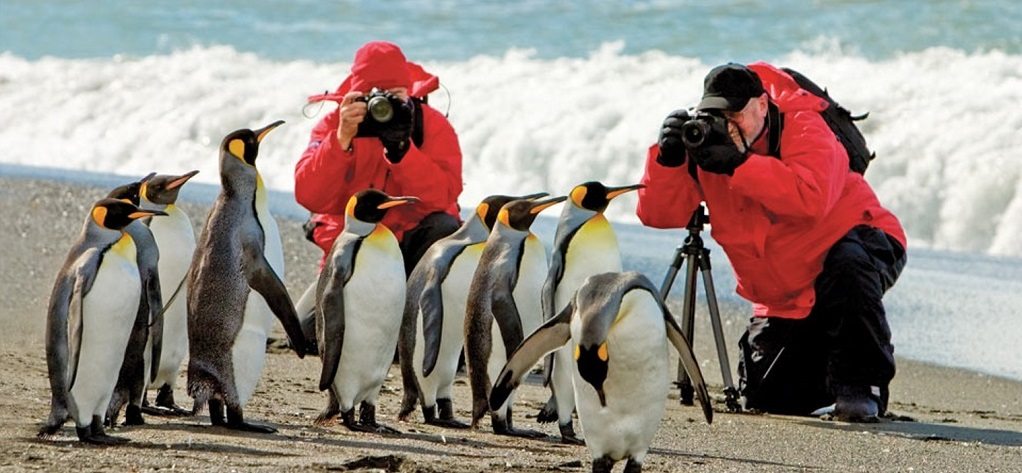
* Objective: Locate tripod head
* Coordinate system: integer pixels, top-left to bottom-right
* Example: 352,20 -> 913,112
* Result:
686,204 -> 709,232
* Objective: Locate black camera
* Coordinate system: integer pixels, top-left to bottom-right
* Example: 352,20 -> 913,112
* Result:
354,89 -> 412,138
680,111 -> 730,149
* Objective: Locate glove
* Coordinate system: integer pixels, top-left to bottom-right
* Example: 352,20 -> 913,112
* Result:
689,141 -> 749,176
379,99 -> 415,163
657,109 -> 690,167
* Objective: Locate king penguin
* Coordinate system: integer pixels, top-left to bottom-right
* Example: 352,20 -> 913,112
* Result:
186,121 -> 309,433
538,181 -> 643,444
38,198 -> 166,444
104,175 -> 166,427
490,272 -> 713,473
398,192 -> 547,428
314,189 -> 419,434
464,195 -> 565,437
138,170 -> 199,415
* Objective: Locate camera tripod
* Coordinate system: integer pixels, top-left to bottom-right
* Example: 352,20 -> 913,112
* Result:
659,204 -> 741,412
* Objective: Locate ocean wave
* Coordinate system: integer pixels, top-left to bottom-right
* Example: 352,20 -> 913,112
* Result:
0,43 -> 1019,256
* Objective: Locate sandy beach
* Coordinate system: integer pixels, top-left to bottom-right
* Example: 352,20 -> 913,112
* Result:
2,174 -> 1020,472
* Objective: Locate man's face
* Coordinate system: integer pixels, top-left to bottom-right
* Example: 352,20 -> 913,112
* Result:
723,93 -> 768,144
387,87 -> 409,102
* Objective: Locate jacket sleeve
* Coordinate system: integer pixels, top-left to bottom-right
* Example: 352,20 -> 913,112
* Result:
635,143 -> 703,229
294,109 -> 357,215
728,111 -> 847,221
386,107 -> 463,214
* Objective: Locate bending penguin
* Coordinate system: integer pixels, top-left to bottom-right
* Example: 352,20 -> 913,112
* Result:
186,121 -> 309,433
139,170 -> 199,415
490,272 -> 713,473
538,181 -> 643,444
398,192 -> 547,428
315,189 -> 419,433
104,175 -> 166,427
38,198 -> 166,444
464,196 -> 565,437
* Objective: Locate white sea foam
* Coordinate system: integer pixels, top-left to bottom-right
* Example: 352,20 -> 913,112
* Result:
1,43 -> 1019,255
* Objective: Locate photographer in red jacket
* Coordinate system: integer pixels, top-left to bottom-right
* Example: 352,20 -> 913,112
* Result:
294,41 -> 463,345
637,63 -> 906,421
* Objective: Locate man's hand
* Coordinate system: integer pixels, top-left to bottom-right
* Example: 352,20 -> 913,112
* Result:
657,109 -> 690,167
689,139 -> 748,176
336,91 -> 366,150
379,99 -> 415,164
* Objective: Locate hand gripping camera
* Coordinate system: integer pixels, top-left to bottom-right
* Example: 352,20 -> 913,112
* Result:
680,111 -> 731,150
354,88 -> 413,138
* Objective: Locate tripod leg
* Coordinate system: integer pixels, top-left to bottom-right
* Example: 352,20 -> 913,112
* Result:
699,256 -> 741,412
675,253 -> 699,406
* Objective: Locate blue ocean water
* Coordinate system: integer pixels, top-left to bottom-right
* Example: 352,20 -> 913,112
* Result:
1,1 -> 1021,380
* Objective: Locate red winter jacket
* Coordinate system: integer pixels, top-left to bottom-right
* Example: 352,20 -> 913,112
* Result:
295,103 -> 463,260
636,62 -> 906,319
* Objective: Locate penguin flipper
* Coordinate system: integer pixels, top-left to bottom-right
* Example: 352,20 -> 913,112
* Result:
247,255 -> 307,358
657,293 -> 713,425
491,280 -> 526,355
67,257 -> 100,391
316,262 -> 346,392
145,269 -> 164,384
418,269 -> 446,377
490,301 -> 573,411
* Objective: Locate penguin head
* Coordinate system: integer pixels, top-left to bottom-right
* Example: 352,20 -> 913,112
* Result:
476,192 -> 549,231
345,189 -> 420,224
496,195 -> 566,232
90,198 -> 167,231
106,172 -> 157,206
141,170 -> 199,206
568,181 -> 645,213
575,341 -> 610,406
220,120 -> 285,167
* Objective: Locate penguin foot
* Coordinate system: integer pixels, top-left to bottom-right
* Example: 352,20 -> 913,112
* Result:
226,405 -> 277,433
148,385 -> 192,416
124,405 -> 145,426
358,402 -> 402,435
623,458 -> 643,473
535,396 -> 558,424
82,432 -> 130,445
592,456 -> 615,473
558,422 -> 585,445
426,417 -> 471,429
491,415 -> 547,439
208,400 -> 226,426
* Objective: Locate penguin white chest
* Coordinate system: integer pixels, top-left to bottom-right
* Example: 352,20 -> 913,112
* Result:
332,226 -> 406,409
572,291 -> 670,462
72,236 -> 141,424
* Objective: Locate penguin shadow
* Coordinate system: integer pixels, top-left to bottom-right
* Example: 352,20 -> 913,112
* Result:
792,415 -> 1022,447
26,432 -> 291,457
647,446 -> 828,470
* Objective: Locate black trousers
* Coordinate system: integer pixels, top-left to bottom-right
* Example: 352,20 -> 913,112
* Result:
737,225 -> 906,415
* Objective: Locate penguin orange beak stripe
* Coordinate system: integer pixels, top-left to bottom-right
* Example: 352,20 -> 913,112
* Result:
167,170 -> 200,190
254,120 -> 286,143
605,184 -> 645,200
128,210 -> 168,219
529,195 -> 567,214
377,196 -> 421,210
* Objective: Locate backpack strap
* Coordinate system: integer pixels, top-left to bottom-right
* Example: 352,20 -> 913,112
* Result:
766,101 -> 783,158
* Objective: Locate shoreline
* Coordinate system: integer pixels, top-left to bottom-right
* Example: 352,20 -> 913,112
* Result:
1,174 -> 1020,471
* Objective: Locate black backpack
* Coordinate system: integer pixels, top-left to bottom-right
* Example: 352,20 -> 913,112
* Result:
778,67 -> 875,174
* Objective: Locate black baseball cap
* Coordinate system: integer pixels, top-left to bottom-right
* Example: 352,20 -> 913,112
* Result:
696,63 -> 765,112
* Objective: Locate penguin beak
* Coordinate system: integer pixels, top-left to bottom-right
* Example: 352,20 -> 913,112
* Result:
140,172 -> 157,183
254,120 -> 286,143
377,196 -> 420,210
528,195 -> 567,215
519,192 -> 549,201
128,210 -> 168,220
167,170 -> 200,190
605,183 -> 645,200
596,387 -> 607,407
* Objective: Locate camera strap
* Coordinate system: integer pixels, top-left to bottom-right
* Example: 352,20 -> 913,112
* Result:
411,97 -> 425,148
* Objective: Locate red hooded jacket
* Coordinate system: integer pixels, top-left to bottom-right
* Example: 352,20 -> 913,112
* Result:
636,62 -> 906,319
295,42 -> 463,259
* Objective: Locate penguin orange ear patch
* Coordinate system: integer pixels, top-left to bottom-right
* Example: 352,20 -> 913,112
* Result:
497,208 -> 510,226
476,202 -> 489,221
91,206 -> 108,227
228,139 -> 246,160
570,186 -> 587,205
574,345 -> 581,360
345,196 -> 358,217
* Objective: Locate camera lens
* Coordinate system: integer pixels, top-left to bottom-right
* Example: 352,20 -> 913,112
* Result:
681,120 -> 710,149
366,95 -> 394,123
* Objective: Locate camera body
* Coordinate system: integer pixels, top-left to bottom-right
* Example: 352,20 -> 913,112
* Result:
354,89 -> 411,138
680,111 -> 731,150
